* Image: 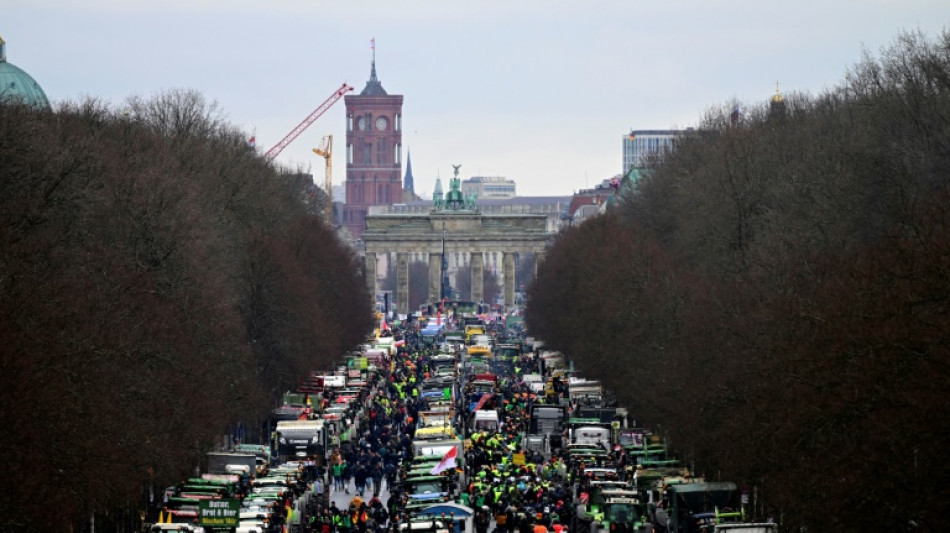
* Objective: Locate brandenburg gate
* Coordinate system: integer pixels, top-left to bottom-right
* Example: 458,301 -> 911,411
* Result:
362,166 -> 550,315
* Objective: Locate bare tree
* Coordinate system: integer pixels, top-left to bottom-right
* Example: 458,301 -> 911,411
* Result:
529,29 -> 950,531
0,90 -> 372,530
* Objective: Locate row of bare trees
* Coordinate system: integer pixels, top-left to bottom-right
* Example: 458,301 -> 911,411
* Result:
527,30 -> 950,531
0,90 -> 373,529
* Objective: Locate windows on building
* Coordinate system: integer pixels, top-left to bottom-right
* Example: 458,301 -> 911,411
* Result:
376,138 -> 387,165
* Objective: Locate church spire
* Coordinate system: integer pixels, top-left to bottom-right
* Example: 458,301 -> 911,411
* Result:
769,80 -> 787,118
432,173 -> 444,210
403,150 -> 415,195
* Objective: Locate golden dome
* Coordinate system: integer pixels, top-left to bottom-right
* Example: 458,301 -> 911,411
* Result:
772,81 -> 784,103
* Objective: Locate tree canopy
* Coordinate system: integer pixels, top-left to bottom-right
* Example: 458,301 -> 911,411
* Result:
0,90 -> 373,529
527,30 -> 950,531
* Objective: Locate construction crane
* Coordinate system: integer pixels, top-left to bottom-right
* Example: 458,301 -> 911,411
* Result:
312,135 -> 333,224
264,83 -> 353,160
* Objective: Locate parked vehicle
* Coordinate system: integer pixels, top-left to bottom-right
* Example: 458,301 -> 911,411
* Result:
470,409 -> 500,432
529,403 -> 567,449
206,452 -> 257,477
568,420 -> 612,450
666,482 -> 745,533
275,419 -> 327,461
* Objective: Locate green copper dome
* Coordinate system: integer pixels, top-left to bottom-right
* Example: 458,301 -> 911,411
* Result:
0,37 -> 51,110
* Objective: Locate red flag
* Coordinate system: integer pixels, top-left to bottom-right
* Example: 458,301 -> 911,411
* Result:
473,392 -> 491,411
371,38 -> 375,50
247,136 -> 256,147
429,446 -> 458,475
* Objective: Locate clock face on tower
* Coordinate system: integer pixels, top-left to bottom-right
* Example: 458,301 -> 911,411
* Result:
357,117 -> 367,131
376,116 -> 388,131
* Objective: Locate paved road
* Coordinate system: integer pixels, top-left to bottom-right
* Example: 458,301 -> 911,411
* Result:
327,476 -> 393,510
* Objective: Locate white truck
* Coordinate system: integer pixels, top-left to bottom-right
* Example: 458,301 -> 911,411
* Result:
569,381 -> 604,406
471,410 -> 500,432
276,419 -> 327,462
571,425 -> 612,451
522,373 -> 545,394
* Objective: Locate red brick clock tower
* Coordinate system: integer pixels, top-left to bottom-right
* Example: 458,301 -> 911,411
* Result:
343,50 -> 404,239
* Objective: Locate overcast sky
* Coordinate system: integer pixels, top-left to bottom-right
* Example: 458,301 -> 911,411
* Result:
6,1 -> 949,196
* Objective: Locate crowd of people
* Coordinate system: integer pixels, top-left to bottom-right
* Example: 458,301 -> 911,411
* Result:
288,316 -> 665,533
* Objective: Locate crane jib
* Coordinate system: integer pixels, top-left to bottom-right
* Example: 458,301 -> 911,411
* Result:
264,83 -> 353,160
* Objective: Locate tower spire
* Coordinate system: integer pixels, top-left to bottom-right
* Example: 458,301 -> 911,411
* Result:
370,38 -> 377,82
403,150 -> 415,195
360,38 -> 387,96
772,80 -> 784,102
769,80 -> 787,118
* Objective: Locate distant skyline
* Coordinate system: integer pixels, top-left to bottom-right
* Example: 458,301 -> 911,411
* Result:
6,1 -> 949,196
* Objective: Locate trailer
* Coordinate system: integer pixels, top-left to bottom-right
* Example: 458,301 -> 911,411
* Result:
666,482 -> 750,533
527,403 -> 568,454
206,452 -> 257,477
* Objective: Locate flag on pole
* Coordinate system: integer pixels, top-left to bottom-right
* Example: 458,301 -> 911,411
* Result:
371,38 -> 375,50
247,136 -> 256,147
429,446 -> 458,475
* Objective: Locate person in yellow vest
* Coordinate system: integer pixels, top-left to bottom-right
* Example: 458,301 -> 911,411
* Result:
493,485 -> 504,503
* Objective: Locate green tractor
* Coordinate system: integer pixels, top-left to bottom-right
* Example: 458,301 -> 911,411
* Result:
574,485 -> 649,533
592,492 -> 651,533
571,485 -> 652,533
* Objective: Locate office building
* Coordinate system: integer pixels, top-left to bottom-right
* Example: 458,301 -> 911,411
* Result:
622,129 -> 680,178
461,176 -> 516,200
